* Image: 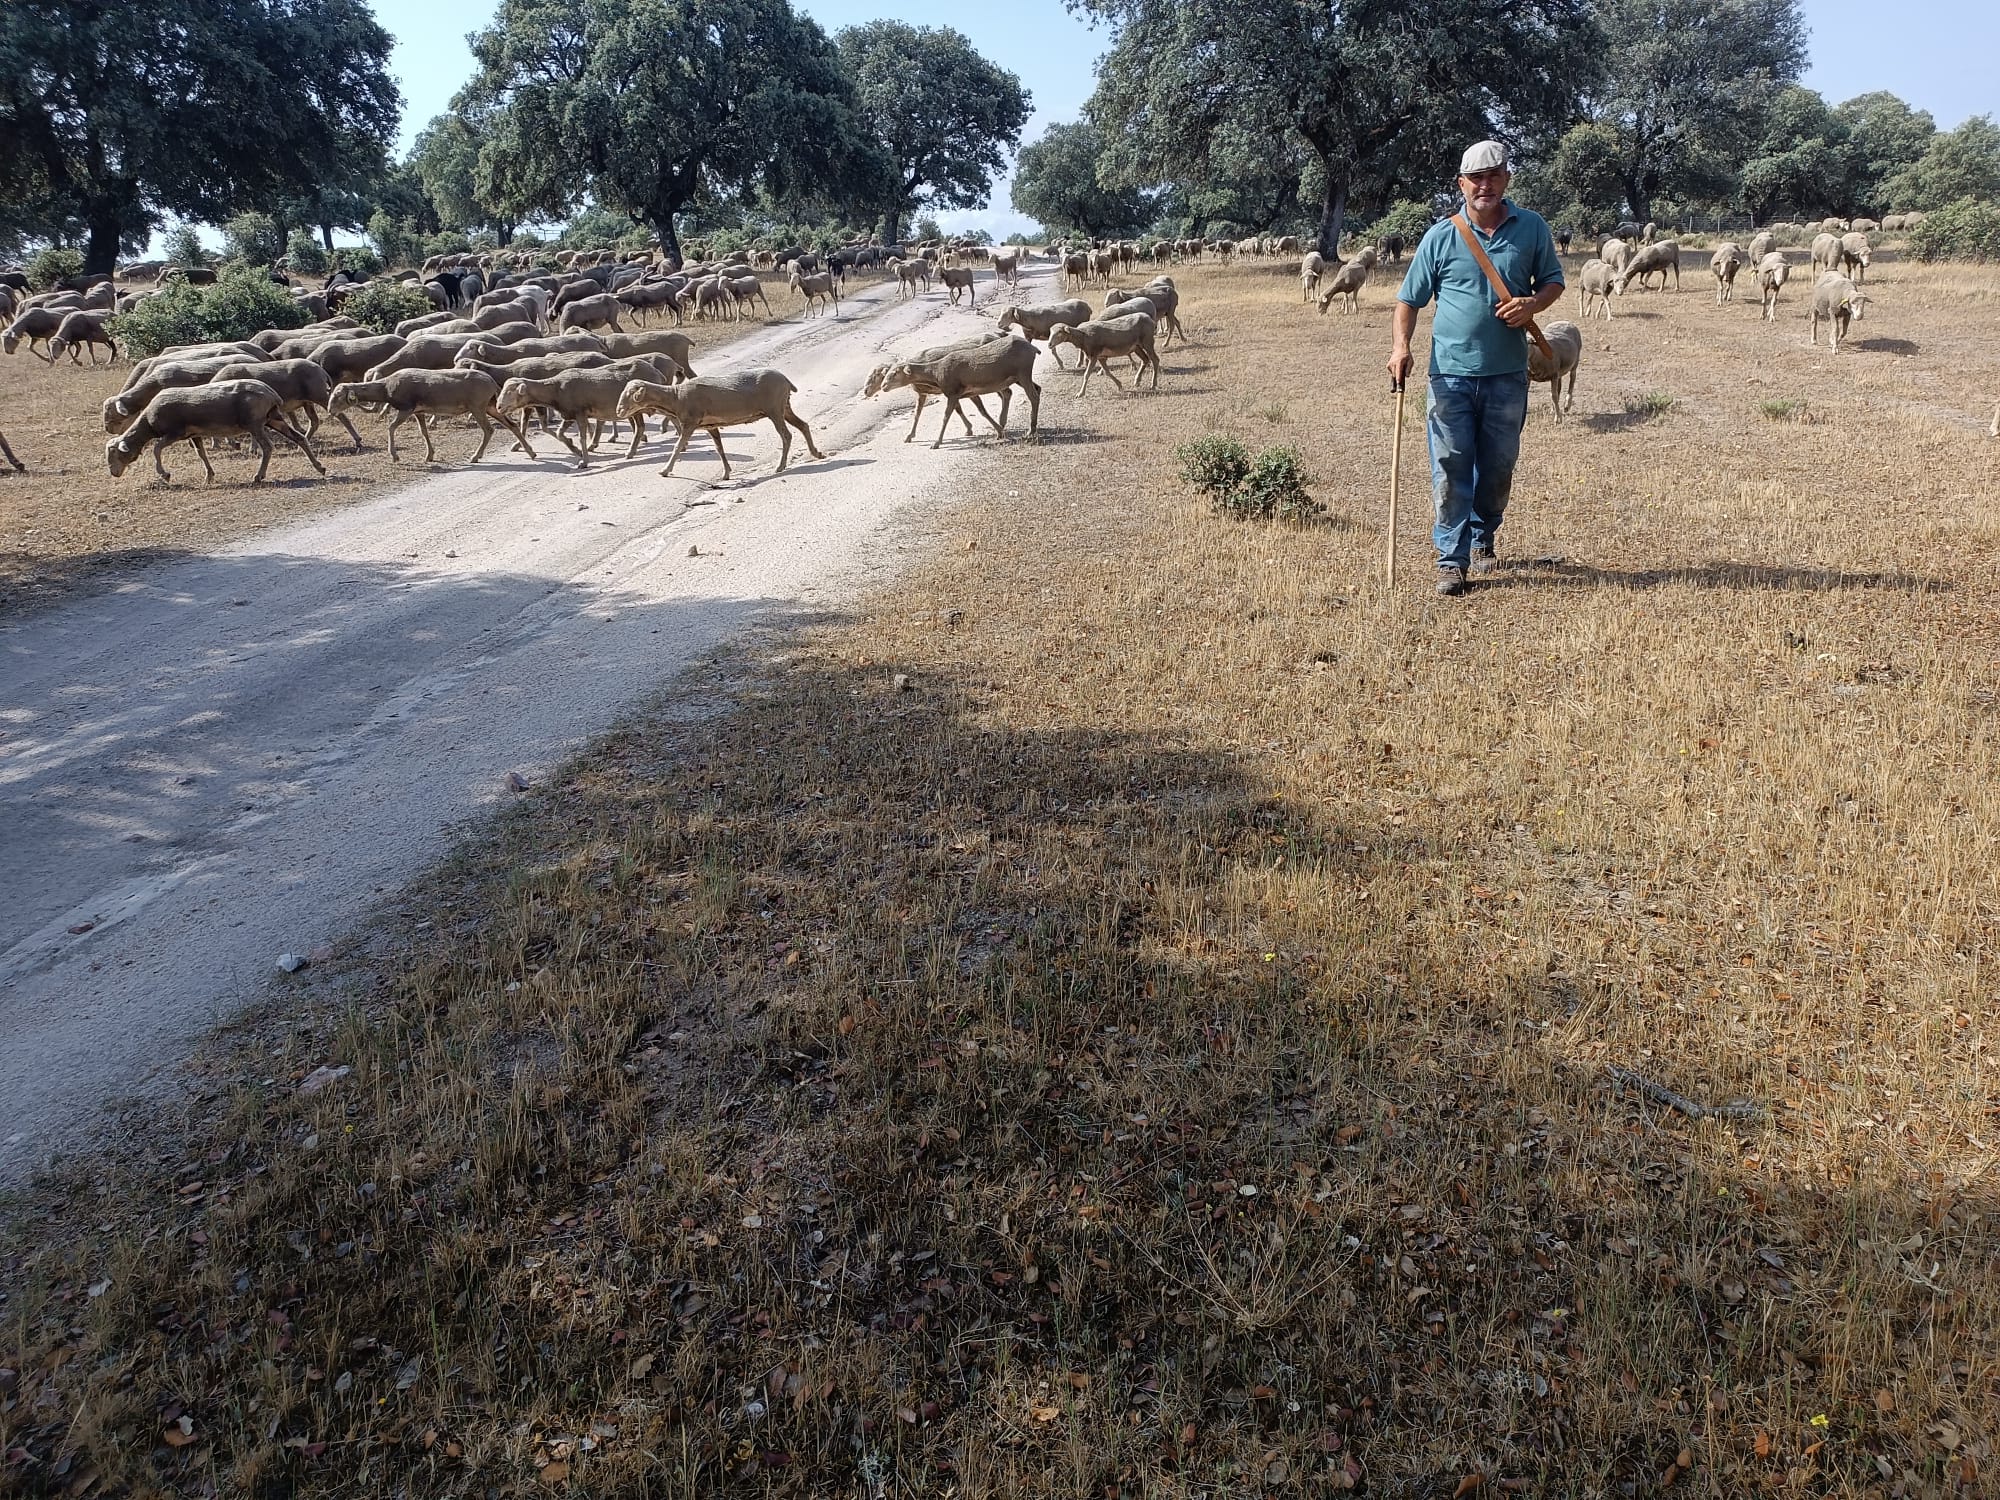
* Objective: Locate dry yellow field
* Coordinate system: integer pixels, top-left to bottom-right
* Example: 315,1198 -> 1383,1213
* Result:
3,248 -> 1998,1498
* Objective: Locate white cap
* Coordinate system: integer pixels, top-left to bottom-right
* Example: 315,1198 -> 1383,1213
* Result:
1459,140 -> 1508,176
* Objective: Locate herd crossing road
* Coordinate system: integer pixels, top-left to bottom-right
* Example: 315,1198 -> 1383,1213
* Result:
0,262 -> 1057,1187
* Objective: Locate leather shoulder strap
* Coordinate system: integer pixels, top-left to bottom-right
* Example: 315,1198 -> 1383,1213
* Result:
1451,212 -> 1554,363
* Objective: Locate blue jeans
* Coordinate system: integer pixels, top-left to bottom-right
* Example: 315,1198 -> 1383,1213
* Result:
1427,371 -> 1529,570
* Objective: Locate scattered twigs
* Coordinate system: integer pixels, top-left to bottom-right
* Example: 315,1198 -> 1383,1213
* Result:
1610,1065 -> 1768,1122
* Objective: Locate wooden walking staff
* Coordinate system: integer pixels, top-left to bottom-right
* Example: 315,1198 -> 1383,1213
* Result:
1386,373 -> 1406,586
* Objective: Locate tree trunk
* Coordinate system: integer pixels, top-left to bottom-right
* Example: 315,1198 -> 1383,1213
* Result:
652,214 -> 683,270
1622,177 -> 1652,230
880,207 -> 901,245
321,223 -> 336,251
1315,174 -> 1349,262
84,207 -> 124,277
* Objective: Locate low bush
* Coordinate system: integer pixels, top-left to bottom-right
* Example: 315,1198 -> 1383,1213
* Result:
162,224 -> 209,270
331,246 -> 383,278
340,280 -> 433,334
109,266 -> 308,358
24,245 -> 84,290
223,212 -> 285,267
1175,436 -> 1324,523
1906,198 -> 2000,262
1367,198 -> 1437,250
285,231 -> 329,276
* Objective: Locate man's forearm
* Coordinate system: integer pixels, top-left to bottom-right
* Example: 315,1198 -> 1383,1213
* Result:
1392,300 -> 1418,350
1529,282 -> 1566,314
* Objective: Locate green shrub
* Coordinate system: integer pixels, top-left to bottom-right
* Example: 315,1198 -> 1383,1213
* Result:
1907,198 -> 2000,262
223,212 -> 285,266
1368,198 -> 1437,250
163,223 -> 209,269
285,230 -> 329,276
367,209 -> 421,270
109,266 -> 309,358
339,280 -> 433,334
1175,436 -> 1324,523
25,245 -> 84,290
421,230 -> 472,259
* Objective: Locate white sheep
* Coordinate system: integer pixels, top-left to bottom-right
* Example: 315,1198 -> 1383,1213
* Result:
1575,258 -> 1616,320
1614,240 -> 1680,294
1808,273 -> 1866,350
1526,320 -> 1583,419
1316,259 -> 1370,314
1300,251 -> 1325,301
1046,313 -> 1161,396
106,380 -> 326,485
1809,232 -> 1841,277
1837,232 -> 1872,283
1710,244 -> 1744,305
1747,230 -> 1776,264
1599,237 -> 1631,275
1757,252 -> 1790,321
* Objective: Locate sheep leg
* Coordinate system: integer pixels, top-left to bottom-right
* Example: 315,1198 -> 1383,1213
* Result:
904,393 -> 929,443
152,441 -> 173,483
496,410 -> 537,459
1021,376 -> 1041,440
625,415 -> 648,460
1563,369 -> 1576,413
271,416 -> 324,475
932,396 -> 962,449
193,437 -> 217,484
247,426 -> 279,484
705,427 -> 731,480
785,406 -> 822,460
418,412 -> 438,464
387,411 -> 406,463
974,393 -> 1007,438
468,412 -> 495,464
769,414 -> 793,473
659,424 -> 694,478
336,410 -> 364,450
0,430 -> 20,471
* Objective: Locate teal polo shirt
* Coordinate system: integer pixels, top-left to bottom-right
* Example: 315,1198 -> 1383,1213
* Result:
1396,201 -> 1564,377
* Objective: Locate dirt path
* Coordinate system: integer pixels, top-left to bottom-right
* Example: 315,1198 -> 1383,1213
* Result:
0,263 -> 1055,1186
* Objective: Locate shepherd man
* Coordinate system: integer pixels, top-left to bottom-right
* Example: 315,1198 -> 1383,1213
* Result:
1387,140 -> 1566,596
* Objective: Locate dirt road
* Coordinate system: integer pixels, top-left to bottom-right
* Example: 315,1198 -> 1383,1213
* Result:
0,263 -> 1052,1186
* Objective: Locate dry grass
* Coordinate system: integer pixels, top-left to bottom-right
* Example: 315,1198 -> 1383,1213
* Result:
0,289 -> 785,614
4,251 -> 1998,1499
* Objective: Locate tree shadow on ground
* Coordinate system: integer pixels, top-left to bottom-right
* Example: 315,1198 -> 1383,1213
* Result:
6,628 -> 1983,1499
1850,336 -> 1919,356
1491,556 -> 1948,593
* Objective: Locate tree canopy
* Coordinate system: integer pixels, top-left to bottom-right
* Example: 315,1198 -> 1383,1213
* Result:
1076,0 -> 1599,259
0,0 -> 400,272
410,111 -> 520,244
459,0 -> 877,263
837,22 -> 1030,244
1884,115 -> 2000,213
1009,121 -> 1150,239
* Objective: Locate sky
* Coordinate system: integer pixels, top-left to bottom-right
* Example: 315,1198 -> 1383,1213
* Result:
372,0 -> 1998,242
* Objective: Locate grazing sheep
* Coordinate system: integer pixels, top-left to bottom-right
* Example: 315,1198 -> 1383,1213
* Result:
103,360 -> 238,433
1710,244 -> 1744,304
937,265 -> 977,307
1809,273 -> 1866,350
332,369 -> 536,464
3,306 -> 71,359
1810,232 -> 1841,276
1757,252 -> 1791,321
210,357 -> 363,449
1575,258 -> 1616,320
1046,313 -> 1161,396
1838,231 -> 1872,283
470,300 -> 538,331
47,310 -> 118,364
1613,240 -> 1680,294
106,380 -> 325,485
995,300 -> 1093,367
864,333 -> 1038,448
790,269 -> 840,317
1599,237 -> 1631,275
1747,230 -> 1776,264
1317,258 -> 1371,313
1525,319 -> 1583,419
556,292 -> 626,335
614,368 -> 822,479
1300,251 -> 1325,300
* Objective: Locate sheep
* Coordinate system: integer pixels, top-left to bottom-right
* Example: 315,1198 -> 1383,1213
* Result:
790,269 -> 839,317
862,333 -> 1007,441
331,368 -> 536,464
1757,252 -> 1791,321
864,333 -> 1039,449
991,249 -> 1021,286
47,310 -> 118,365
1090,248 -> 1117,283
1047,313 -> 1161,396
1838,232 -> 1872,283
1556,227 -> 1573,256
556,292 -> 626,335
1317,258 -> 1371,313
470,300 -> 539,331
1599,237 -> 1631,275
3,306 -> 71,359
121,343 -> 267,392
1810,232 -> 1841,276
937,266 -> 976,307
1152,242 -> 1174,267
106,380 -> 325,485
312,334 -> 409,386
1809,273 -> 1866,351
995,300 -> 1093,367
211,357 -> 363,449
0,428 -> 21,471
596,329 -> 695,378
363,332 -> 496,381
894,258 -> 933,299
1561,258 -> 1611,322
725,274 -> 772,319
1613,240 -> 1680,294
678,276 -> 734,322
455,333 -> 609,365
1300,251 -> 1325,300
1128,278 -> 1187,344
394,310 -> 459,338
493,369 -> 638,467
1062,251 -> 1089,289
1710,244 -> 1744,304
1525,319 -> 1583,419
1747,230 -> 1776,264
618,279 -> 685,325
612,368 -> 823,479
